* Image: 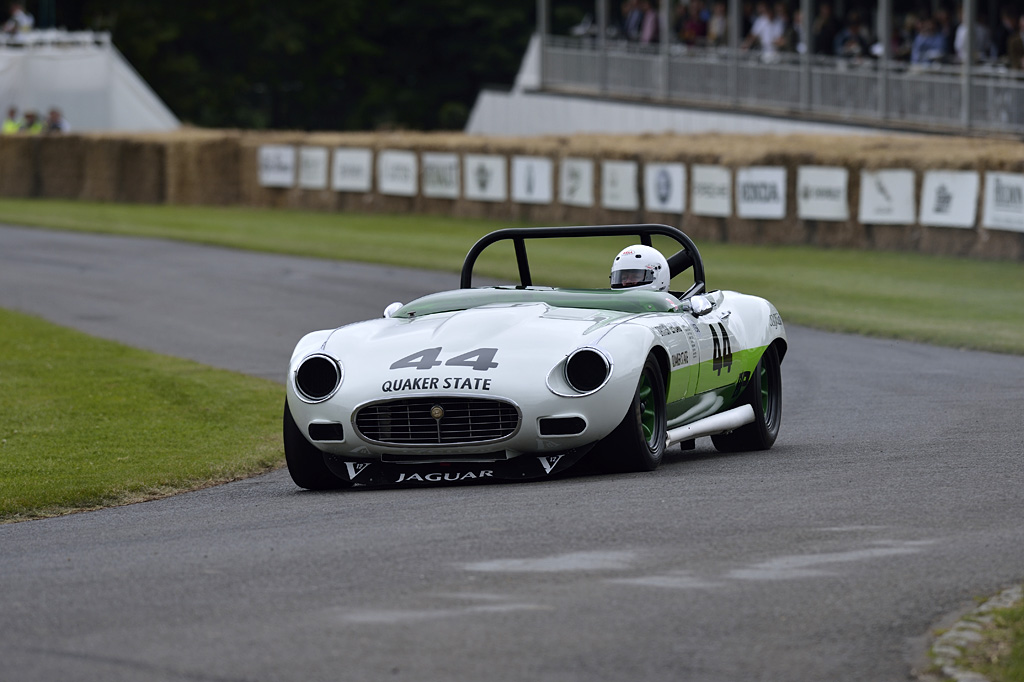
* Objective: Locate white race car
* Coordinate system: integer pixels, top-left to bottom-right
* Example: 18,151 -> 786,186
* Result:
284,224 -> 787,489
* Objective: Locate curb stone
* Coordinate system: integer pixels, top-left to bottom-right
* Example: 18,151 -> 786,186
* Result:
928,584 -> 1023,682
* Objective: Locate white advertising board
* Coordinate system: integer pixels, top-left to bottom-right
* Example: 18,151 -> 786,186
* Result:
601,160 -> 639,211
511,156 -> 554,204
644,163 -> 686,213
332,148 -> 372,192
422,153 -> 460,199
464,154 -> 507,202
919,170 -> 979,229
258,145 -> 296,188
736,167 -> 787,220
377,150 -> 418,197
298,146 -> 329,190
560,158 -> 595,207
690,165 -> 731,217
982,172 -> 1024,233
859,169 -> 916,225
797,166 -> 849,221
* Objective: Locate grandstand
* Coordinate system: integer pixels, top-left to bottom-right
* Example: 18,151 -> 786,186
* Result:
469,0 -> 1024,137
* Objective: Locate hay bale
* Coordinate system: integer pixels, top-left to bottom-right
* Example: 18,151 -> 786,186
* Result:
165,131 -> 241,205
0,136 -> 38,197
37,135 -> 86,199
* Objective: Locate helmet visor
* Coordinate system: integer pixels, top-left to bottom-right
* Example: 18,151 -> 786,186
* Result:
611,268 -> 655,289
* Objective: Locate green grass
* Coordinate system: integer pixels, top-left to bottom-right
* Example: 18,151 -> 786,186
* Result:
1,198 -> 1022,354
957,599 -> 1024,682
0,307 -> 283,522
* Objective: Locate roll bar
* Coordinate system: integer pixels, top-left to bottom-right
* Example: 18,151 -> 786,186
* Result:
459,224 -> 705,294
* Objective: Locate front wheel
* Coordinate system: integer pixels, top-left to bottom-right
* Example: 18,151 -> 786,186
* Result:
599,354 -> 667,473
284,400 -> 352,490
712,344 -> 782,453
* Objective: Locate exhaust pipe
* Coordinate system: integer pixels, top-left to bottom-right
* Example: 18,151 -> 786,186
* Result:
665,404 -> 755,447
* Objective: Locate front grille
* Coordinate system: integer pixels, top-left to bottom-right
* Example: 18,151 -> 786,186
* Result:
355,397 -> 520,446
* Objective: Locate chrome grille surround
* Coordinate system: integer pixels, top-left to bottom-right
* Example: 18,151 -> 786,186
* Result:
353,396 -> 522,447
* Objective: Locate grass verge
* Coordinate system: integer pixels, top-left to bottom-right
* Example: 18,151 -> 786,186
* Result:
1,198 -> 1022,354
0,307 -> 283,523
957,596 -> 1024,682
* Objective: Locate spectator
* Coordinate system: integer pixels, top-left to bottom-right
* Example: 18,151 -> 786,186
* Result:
2,2 -> 33,35
834,12 -> 870,58
20,110 -> 42,134
707,1 -> 728,46
46,108 -> 69,134
2,106 -> 20,133
994,5 -> 1017,58
934,8 -> 955,55
953,8 -> 992,62
679,0 -> 708,45
622,0 -> 643,41
1009,14 -> 1024,68
812,2 -> 840,55
639,0 -> 659,44
743,1 -> 783,57
912,17 -> 948,64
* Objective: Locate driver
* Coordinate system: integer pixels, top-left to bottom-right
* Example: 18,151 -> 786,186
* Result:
609,244 -> 670,292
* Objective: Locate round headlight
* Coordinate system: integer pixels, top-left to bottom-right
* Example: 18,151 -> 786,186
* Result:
564,348 -> 611,394
295,354 -> 342,403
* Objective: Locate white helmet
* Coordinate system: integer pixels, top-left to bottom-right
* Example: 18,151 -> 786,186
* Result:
610,244 -> 670,292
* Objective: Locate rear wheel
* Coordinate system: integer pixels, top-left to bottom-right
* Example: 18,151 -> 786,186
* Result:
284,400 -> 351,490
712,344 -> 782,453
599,354 -> 667,472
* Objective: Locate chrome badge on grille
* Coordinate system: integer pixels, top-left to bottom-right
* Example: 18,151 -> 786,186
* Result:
430,405 -> 445,420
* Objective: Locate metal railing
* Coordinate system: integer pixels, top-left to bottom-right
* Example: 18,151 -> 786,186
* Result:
542,36 -> 1024,135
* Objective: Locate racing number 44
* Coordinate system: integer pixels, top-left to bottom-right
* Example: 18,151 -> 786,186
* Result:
710,323 -> 733,376
390,347 -> 500,372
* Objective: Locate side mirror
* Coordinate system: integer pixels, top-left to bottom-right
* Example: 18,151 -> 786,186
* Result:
383,302 -> 403,319
688,295 -> 713,317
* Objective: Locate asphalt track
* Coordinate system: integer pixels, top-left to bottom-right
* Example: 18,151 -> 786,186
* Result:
1,224 -> 1022,682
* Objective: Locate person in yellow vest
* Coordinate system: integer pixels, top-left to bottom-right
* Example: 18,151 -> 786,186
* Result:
2,106 -> 21,134
20,110 -> 43,134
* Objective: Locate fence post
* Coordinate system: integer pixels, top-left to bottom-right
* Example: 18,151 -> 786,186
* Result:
878,0 -> 891,120
800,0 -> 811,110
961,0 -> 975,129
598,0 -> 609,93
729,0 -> 740,104
660,0 -> 670,99
537,0 -> 548,89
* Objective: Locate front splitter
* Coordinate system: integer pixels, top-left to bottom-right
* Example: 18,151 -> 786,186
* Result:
323,446 -> 593,487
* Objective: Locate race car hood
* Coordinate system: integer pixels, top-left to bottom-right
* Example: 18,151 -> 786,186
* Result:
300,302 -> 633,386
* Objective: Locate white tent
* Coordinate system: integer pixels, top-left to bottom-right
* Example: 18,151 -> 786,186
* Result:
0,31 -> 178,132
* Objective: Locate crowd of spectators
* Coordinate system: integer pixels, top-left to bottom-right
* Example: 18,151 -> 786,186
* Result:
610,0 -> 1024,69
2,106 -> 71,134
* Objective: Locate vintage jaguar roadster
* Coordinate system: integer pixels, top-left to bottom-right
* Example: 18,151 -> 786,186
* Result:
284,224 -> 787,489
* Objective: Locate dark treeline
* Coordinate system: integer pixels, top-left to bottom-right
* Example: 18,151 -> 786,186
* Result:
42,0 -> 592,131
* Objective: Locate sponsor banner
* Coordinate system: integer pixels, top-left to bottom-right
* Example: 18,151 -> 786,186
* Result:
332,148 -> 372,192
919,170 -> 979,229
983,172 -> 1024,233
601,160 -> 639,211
377,150 -> 418,197
464,154 -> 507,202
859,169 -> 916,225
298,146 -> 329,190
511,156 -> 554,205
690,165 -> 731,217
736,166 -> 787,219
644,163 -> 686,213
422,153 -> 460,199
560,158 -> 595,207
258,145 -> 296,188
797,166 -> 849,221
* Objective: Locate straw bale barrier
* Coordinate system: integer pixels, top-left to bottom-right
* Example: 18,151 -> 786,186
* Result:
1,129 -> 1023,260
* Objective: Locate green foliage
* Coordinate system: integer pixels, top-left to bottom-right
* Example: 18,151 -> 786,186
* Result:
59,0 -> 535,130
957,600 -> 1024,682
0,307 -> 283,522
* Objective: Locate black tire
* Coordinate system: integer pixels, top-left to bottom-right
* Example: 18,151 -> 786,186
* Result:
283,400 -> 351,490
712,343 -> 782,453
599,354 -> 667,473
